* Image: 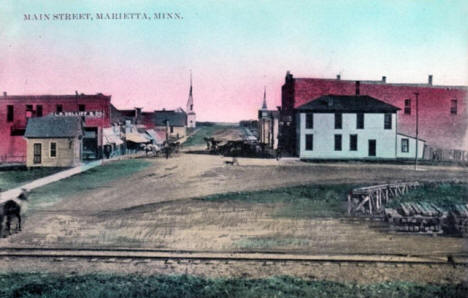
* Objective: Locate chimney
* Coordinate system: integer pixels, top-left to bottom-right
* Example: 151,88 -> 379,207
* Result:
3,91 -> 6,97
75,90 -> 79,96
285,71 -> 293,82
336,74 -> 341,80
428,74 -> 433,85
382,76 -> 386,83
355,81 -> 360,96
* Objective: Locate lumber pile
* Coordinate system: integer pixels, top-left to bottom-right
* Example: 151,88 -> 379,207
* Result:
384,202 -> 448,234
450,204 -> 468,236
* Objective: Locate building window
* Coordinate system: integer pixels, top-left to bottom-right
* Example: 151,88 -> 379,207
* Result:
170,126 -> 174,133
350,134 -> 358,151
56,104 -> 63,113
401,138 -> 409,153
79,104 -> 86,112
305,134 -> 313,151
334,134 -> 342,151
384,113 -> 392,129
33,143 -> 41,164
7,105 -> 14,122
404,99 -> 411,115
335,113 -> 342,129
50,142 -> 57,157
36,105 -> 43,117
451,99 -> 458,115
356,113 -> 364,129
26,105 -> 33,118
305,113 -> 313,129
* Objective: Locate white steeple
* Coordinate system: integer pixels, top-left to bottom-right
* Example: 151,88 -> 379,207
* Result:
186,70 -> 196,128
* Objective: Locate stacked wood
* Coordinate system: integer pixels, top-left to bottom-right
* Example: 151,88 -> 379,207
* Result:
450,204 -> 468,236
384,202 -> 448,234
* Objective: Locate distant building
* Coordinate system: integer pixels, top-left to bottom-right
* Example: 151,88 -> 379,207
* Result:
1,92 -> 112,163
186,73 -> 196,128
154,108 -> 187,140
297,94 -> 424,160
24,116 -> 83,167
280,72 -> 467,155
257,88 -> 279,149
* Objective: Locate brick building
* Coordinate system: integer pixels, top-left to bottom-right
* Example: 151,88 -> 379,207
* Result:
0,92 -> 111,163
279,72 -> 468,154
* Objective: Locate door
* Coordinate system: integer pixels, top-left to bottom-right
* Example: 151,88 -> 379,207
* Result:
33,143 -> 42,164
368,140 -> 376,157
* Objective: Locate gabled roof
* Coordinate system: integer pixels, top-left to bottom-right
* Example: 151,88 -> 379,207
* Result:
24,116 -> 83,138
296,95 -> 400,113
154,109 -> 187,127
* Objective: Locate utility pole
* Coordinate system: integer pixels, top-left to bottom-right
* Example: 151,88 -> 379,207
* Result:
414,92 -> 419,170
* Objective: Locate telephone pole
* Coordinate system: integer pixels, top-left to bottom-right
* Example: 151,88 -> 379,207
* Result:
414,92 -> 419,170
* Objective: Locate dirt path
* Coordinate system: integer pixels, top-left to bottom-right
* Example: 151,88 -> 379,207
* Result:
47,154 -> 468,212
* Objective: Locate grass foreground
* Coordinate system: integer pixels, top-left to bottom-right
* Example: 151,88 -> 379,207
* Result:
1,274 -> 467,298
0,168 -> 63,191
198,184 -> 356,218
26,159 -> 151,212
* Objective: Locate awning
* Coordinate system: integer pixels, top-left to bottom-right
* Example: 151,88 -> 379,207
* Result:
103,128 -> 124,145
145,129 -> 165,145
126,132 -> 149,143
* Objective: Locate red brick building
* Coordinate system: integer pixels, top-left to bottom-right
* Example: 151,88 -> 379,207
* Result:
0,92 -> 111,163
279,72 -> 468,154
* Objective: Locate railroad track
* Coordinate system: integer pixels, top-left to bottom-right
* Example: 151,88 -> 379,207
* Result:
0,247 -> 467,265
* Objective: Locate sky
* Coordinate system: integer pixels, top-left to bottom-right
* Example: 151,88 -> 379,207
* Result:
1,0 -> 467,122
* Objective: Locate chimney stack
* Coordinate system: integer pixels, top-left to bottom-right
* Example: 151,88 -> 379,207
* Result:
3,91 -> 7,97
355,81 -> 360,96
336,74 -> 341,80
75,90 -> 79,96
428,74 -> 433,85
285,71 -> 293,82
382,76 -> 386,83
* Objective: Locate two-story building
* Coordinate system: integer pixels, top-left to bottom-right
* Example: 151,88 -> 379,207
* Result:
297,94 -> 424,160
0,92 -> 111,163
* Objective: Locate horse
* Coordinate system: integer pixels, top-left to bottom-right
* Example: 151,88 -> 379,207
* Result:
0,188 -> 28,237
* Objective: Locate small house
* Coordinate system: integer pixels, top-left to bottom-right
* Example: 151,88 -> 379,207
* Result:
24,116 -> 83,167
154,108 -> 187,140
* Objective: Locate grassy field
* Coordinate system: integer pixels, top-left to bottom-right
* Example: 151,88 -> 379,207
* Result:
0,168 -> 63,191
26,159 -> 151,212
198,184 -> 355,219
388,182 -> 468,208
1,274 -> 467,298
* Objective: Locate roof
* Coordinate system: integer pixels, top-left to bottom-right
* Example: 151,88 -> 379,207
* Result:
24,116 -> 83,138
397,132 -> 426,142
125,132 -> 149,143
2,93 -> 111,101
154,110 -> 187,127
296,95 -> 400,113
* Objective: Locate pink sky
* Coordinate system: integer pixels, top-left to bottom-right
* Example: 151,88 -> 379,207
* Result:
1,1 -> 467,122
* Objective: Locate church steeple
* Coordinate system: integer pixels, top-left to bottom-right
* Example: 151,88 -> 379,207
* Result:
186,70 -> 194,113
261,86 -> 268,110
186,70 -> 196,128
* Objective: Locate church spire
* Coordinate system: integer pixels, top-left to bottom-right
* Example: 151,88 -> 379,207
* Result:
187,70 -> 194,113
261,86 -> 268,110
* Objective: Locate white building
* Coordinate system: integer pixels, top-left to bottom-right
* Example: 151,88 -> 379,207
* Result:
297,95 -> 424,160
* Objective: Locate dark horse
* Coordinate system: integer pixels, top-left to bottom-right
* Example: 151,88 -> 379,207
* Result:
0,188 -> 28,237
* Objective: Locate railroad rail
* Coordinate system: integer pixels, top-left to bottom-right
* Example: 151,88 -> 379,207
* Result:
0,247 -> 467,265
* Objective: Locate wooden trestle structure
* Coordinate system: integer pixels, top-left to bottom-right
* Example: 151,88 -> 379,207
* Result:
347,182 -> 420,216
